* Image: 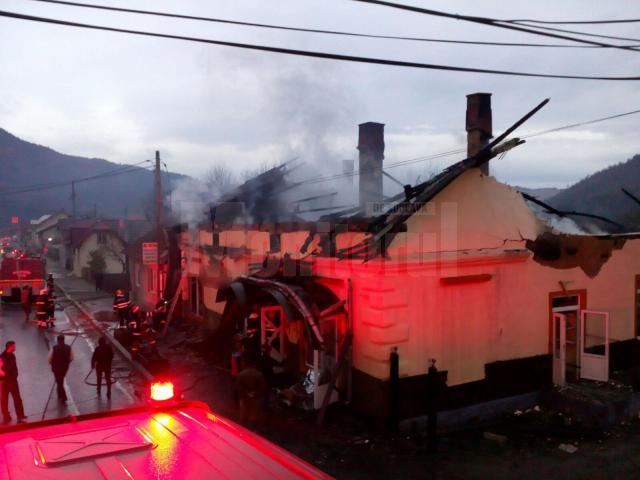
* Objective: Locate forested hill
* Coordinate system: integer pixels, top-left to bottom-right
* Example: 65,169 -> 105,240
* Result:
0,128 -> 185,227
548,154 -> 640,227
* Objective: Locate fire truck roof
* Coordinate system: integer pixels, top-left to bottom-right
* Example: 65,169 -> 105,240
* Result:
0,401 -> 332,480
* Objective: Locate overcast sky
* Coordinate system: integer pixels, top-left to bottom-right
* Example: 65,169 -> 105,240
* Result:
1,0 -> 639,190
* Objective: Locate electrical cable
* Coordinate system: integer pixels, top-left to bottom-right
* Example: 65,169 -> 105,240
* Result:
510,21 -> 640,43
2,10 -> 640,80
520,108 -> 640,139
24,0 -> 637,49
1,159 -> 151,194
285,105 -> 640,188
505,17 -> 640,25
0,164 -> 154,197
350,0 -> 640,52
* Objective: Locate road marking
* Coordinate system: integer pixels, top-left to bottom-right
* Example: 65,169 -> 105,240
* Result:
60,309 -> 136,403
64,376 -> 80,416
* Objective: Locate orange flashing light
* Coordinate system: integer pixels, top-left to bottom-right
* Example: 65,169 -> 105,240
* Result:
150,381 -> 175,402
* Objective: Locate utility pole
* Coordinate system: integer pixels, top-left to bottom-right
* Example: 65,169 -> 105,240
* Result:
71,181 -> 77,218
155,151 -> 163,303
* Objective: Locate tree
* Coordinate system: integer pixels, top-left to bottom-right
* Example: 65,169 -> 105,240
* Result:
205,164 -> 237,197
87,249 -> 106,276
101,243 -> 127,273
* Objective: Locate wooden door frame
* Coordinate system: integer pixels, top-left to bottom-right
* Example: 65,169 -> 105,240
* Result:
548,289 -> 587,353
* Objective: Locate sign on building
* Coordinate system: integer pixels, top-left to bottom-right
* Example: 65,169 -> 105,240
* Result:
142,242 -> 158,265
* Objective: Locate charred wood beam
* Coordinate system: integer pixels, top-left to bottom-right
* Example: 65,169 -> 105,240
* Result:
295,205 -> 353,214
294,191 -> 338,204
520,192 -> 626,230
382,169 -> 405,188
319,300 -> 346,318
622,188 -> 640,207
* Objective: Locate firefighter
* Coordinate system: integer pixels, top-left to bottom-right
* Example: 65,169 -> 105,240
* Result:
20,285 -> 32,323
35,289 -> 49,328
113,289 -> 131,327
128,304 -> 145,355
144,311 -> 158,355
0,341 -> 26,424
236,350 -> 267,426
46,273 -> 54,291
48,334 -> 73,403
91,337 -> 114,399
152,298 -> 168,331
45,288 -> 56,328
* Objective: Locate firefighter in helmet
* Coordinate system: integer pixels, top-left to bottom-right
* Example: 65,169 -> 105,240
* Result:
113,289 -> 131,327
46,274 -> 54,291
152,298 -> 168,332
35,289 -> 49,328
128,304 -> 145,355
45,287 -> 56,328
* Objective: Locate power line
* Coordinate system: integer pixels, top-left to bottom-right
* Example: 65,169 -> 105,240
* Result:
2,162 -> 151,195
24,0 -> 638,49
505,17 -> 640,25
350,0 -> 640,52
292,106 -> 640,187
521,108 -> 640,139
0,162 -> 152,197
511,21 -> 640,43
2,10 -> 640,81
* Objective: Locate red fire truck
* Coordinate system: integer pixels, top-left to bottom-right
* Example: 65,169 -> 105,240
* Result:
0,255 -> 45,302
0,381 -> 333,479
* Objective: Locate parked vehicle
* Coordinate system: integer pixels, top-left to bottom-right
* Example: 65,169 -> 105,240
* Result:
0,380 -> 332,479
0,255 -> 45,302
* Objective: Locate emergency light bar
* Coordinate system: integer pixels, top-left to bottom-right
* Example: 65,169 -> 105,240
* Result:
150,381 -> 175,402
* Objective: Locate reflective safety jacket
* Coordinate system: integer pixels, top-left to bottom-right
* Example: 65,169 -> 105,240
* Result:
35,295 -> 49,316
113,294 -> 131,312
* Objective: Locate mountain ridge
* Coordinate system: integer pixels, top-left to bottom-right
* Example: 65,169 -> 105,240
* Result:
0,128 -> 186,227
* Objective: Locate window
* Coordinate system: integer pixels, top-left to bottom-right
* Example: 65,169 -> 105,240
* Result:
269,233 -> 281,253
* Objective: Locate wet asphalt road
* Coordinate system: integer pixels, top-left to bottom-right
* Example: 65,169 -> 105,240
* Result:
0,301 -> 137,426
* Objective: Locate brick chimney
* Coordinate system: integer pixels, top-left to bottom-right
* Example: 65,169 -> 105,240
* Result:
466,93 -> 493,175
358,122 -> 385,214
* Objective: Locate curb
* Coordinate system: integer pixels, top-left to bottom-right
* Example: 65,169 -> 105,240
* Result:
56,282 -> 154,382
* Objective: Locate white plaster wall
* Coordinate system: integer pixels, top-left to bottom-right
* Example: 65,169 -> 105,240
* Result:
389,169 -> 542,255
73,233 -> 125,277
323,239 -> 640,386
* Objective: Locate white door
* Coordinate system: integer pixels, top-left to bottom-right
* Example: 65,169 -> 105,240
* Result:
580,310 -> 609,382
552,313 -> 566,386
